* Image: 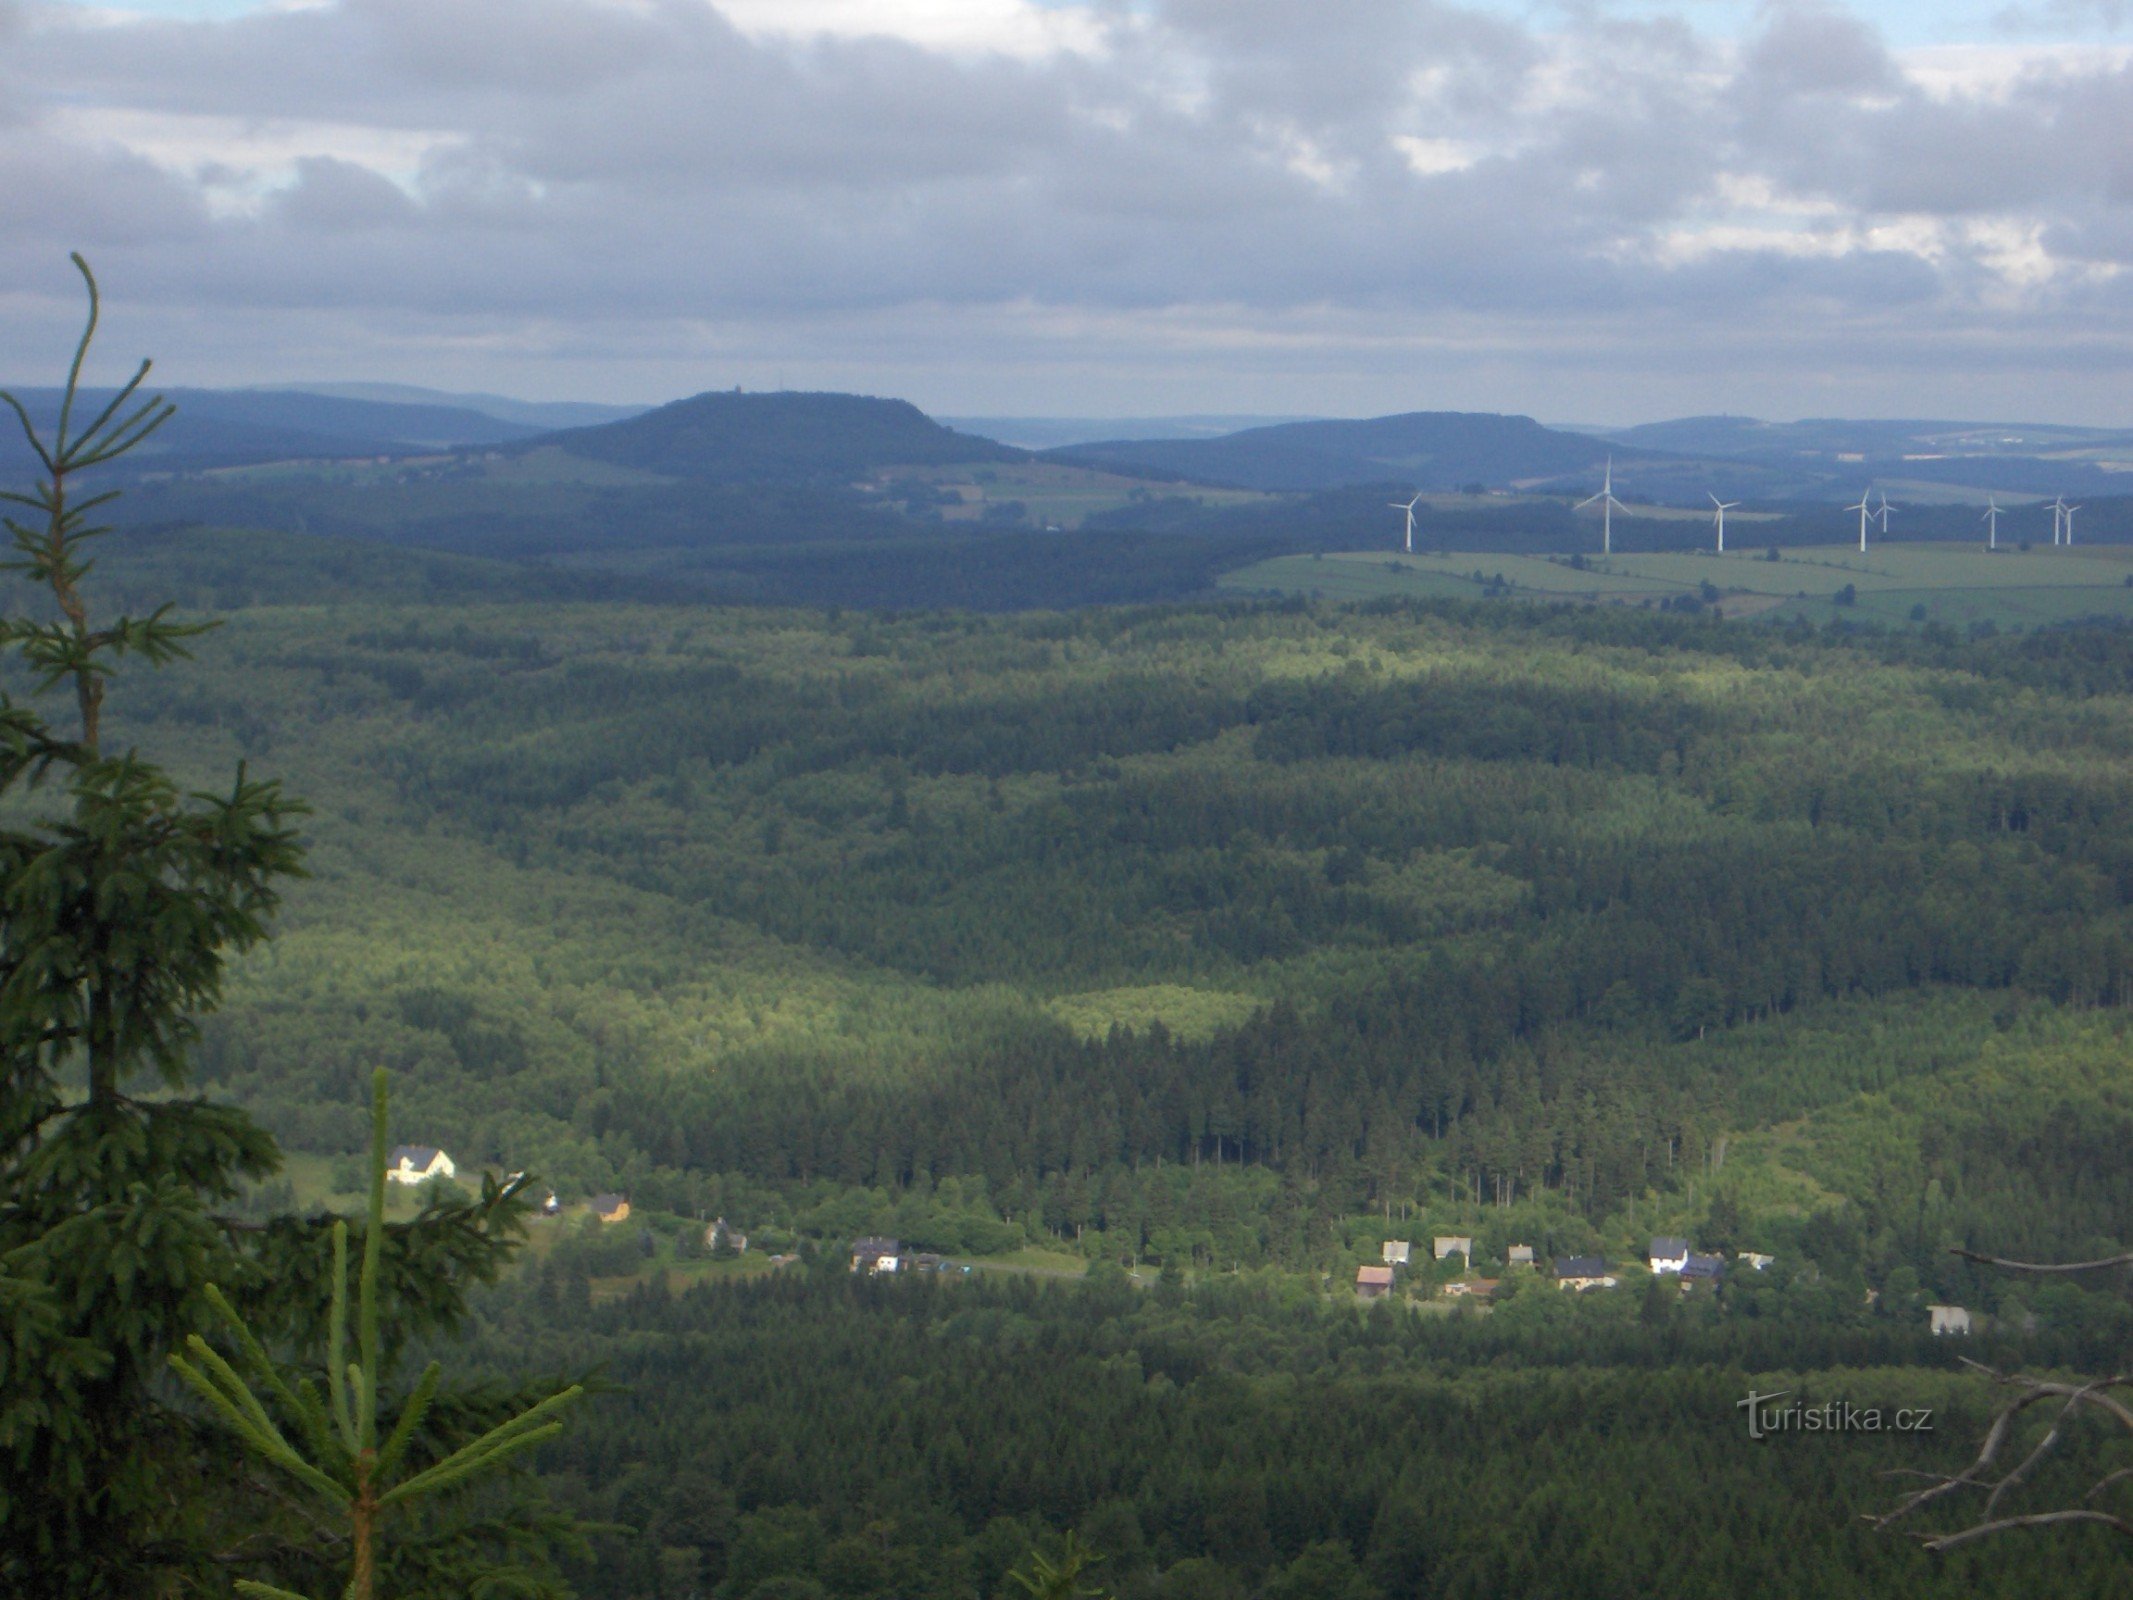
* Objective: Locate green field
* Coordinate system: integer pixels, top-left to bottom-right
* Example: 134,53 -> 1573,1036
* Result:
1221,542 -> 2133,625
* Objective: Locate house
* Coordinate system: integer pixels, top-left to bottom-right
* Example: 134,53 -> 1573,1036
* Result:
703,1216 -> 748,1253
1648,1237 -> 1691,1274
1443,1278 -> 1500,1300
1680,1252 -> 1726,1286
386,1145 -> 455,1187
589,1194 -> 631,1224
1356,1265 -> 1395,1301
1738,1251 -> 1774,1271
1433,1235 -> 1473,1262
1381,1240 -> 1413,1266
1555,1256 -> 1616,1291
1506,1244 -> 1535,1266
1929,1304 -> 1973,1336
851,1236 -> 901,1274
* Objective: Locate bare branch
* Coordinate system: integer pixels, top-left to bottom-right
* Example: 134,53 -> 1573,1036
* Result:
1922,1510 -> 2133,1552
1952,1247 -> 2133,1274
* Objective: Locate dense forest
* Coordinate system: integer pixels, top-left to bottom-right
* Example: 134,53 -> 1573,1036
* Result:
20,523 -> 2133,1594
480,1269 -> 2131,1600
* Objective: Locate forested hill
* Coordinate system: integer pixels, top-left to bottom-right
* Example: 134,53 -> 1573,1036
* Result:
0,385 -> 540,475
77,572 -> 2125,1301
523,390 -> 1027,483
1048,411 -> 1636,491
66,561 -> 2133,1595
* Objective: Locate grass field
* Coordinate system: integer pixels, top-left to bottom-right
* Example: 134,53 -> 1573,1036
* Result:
1220,543 -> 2133,626
866,460 -> 1268,528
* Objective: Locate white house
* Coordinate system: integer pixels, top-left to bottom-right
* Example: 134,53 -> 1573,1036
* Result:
1382,1240 -> 1413,1266
1554,1255 -> 1616,1291
1506,1244 -> 1535,1266
1648,1237 -> 1690,1274
1928,1304 -> 1973,1336
1433,1236 -> 1472,1261
704,1216 -> 749,1253
1738,1251 -> 1774,1271
386,1145 -> 455,1186
851,1236 -> 901,1274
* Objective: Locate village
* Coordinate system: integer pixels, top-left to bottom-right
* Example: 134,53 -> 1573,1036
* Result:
389,1141 -> 1979,1336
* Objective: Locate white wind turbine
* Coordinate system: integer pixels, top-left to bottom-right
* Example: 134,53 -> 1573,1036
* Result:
1389,491 -> 1422,554
1578,457 -> 1625,555
1876,490 -> 1895,538
1709,492 -> 1740,553
1846,489 -> 1873,553
2050,493 -> 2069,545
1983,495 -> 2002,551
2065,503 -> 2083,545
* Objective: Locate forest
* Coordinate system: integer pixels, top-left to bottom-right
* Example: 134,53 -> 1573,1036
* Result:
15,519 -> 2133,1594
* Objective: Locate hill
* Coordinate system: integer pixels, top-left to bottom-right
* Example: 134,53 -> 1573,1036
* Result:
253,382 -> 646,432
525,390 -> 1026,484
1047,410 -> 1630,492
1586,414 -> 2133,501
0,385 -> 542,477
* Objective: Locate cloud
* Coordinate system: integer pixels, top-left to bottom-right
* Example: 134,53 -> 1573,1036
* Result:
2,0 -> 2132,418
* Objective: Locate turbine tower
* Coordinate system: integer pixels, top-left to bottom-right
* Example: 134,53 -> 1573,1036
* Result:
1578,457 -> 1625,556
2050,493 -> 2069,545
1389,491 -> 1422,554
1876,490 -> 1894,537
1709,493 -> 1740,554
1847,489 -> 1873,553
1983,495 -> 2002,551
2065,504 -> 2083,545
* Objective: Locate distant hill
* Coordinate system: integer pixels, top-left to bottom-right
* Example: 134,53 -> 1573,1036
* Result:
1046,411 -> 1628,492
257,383 -> 647,432
0,385 -> 540,476
942,414 -> 1322,451
1582,414 -> 2133,500
528,391 -> 1026,484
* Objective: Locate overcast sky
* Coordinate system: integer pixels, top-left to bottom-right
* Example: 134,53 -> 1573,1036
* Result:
6,0 -> 2133,422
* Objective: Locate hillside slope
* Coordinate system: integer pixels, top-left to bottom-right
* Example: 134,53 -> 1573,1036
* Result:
0,386 -> 540,475
528,390 -> 1026,483
1049,410 -> 1628,491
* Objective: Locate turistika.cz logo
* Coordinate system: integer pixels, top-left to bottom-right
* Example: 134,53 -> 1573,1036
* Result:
1737,1389 -> 1936,1440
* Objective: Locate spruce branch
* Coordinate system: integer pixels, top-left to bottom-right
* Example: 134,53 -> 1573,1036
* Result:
170,1070 -> 583,1600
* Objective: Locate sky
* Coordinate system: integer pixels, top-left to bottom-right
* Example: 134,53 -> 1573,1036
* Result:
7,0 -> 2133,422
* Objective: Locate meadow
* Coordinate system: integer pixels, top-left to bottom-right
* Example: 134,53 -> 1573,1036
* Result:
1222,541 -> 2133,626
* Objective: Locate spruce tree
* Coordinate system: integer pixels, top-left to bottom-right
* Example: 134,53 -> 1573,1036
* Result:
0,258 -> 572,1596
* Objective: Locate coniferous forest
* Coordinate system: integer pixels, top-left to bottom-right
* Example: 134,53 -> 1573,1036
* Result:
11,513 -> 2133,1595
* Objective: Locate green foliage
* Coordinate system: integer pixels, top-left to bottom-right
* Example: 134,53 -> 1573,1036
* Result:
0,255 -> 306,1595
0,261 -> 581,1598
1010,1531 -> 1110,1600
487,1270 -> 2129,1600
172,1070 -> 584,1600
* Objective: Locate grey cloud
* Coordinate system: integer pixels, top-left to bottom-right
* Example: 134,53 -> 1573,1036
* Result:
4,0 -> 2133,416
1737,4 -> 1900,98
269,156 -> 420,232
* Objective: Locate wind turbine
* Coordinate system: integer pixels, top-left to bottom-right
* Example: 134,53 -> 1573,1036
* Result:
1846,489 -> 1873,553
1876,490 -> 1894,538
2050,493 -> 2069,545
1578,457 -> 1625,556
1982,495 -> 2002,551
2065,504 -> 2083,545
1709,493 -> 1740,553
1389,491 -> 1422,554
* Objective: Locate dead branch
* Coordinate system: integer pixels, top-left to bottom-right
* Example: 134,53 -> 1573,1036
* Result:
1952,1247 -> 2133,1274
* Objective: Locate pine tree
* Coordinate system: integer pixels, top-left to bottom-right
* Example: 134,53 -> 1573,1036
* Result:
0,257 -> 573,1596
